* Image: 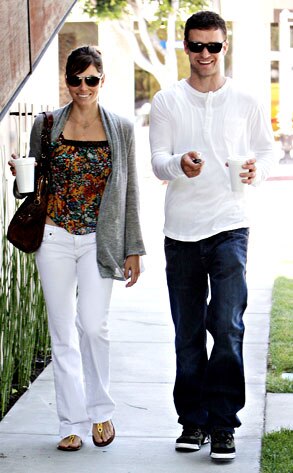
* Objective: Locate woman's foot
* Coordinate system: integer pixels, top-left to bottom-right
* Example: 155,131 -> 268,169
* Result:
92,420 -> 115,447
57,435 -> 82,451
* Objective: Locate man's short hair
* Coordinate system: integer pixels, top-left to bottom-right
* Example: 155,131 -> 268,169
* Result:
184,11 -> 227,41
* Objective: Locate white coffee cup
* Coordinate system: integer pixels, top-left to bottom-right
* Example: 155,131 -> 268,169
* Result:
227,156 -> 249,193
13,157 -> 35,193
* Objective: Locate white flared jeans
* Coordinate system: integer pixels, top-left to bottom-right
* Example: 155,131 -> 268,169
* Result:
35,224 -> 115,441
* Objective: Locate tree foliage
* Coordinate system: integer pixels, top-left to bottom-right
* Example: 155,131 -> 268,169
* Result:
84,0 -> 206,28
83,0 -> 129,21
82,0 -> 207,89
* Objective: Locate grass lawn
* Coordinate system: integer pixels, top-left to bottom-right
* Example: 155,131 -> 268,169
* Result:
266,276 -> 293,393
260,276 -> 293,473
261,429 -> 293,473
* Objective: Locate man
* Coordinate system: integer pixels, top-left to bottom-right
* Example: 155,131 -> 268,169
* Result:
149,10 -> 275,462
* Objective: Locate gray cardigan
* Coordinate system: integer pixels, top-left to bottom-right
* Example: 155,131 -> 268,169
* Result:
19,102 -> 146,280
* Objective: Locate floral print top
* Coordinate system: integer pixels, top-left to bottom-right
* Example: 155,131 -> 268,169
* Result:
47,134 -> 112,235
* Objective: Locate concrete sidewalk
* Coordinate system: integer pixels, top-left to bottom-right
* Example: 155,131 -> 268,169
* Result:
0,135 -> 292,472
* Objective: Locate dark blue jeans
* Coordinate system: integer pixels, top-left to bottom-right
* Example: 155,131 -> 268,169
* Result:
164,228 -> 249,432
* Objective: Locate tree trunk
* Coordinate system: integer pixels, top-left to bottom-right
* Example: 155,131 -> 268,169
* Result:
112,0 -> 178,90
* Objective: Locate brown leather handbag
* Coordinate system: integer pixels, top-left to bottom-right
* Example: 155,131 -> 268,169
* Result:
7,112 -> 53,253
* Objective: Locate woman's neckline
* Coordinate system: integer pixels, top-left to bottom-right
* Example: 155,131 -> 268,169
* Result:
60,133 -> 108,145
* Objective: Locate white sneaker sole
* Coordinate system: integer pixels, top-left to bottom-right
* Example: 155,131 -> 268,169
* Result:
210,452 -> 236,460
175,437 -> 210,451
175,442 -> 200,451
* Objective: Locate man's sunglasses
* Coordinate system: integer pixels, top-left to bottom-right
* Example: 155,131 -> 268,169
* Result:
66,75 -> 103,87
187,41 -> 226,54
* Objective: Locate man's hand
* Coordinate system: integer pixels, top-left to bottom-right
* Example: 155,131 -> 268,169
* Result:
240,158 -> 257,185
181,151 -> 204,178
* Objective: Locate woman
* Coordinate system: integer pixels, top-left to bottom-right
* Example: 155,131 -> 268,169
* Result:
9,46 -> 145,451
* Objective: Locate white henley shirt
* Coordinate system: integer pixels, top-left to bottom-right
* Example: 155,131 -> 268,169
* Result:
149,78 -> 275,242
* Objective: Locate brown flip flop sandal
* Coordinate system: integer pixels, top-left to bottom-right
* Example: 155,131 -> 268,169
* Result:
92,421 -> 115,447
57,434 -> 83,451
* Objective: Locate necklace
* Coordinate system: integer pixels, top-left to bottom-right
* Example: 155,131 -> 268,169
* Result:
69,113 -> 99,130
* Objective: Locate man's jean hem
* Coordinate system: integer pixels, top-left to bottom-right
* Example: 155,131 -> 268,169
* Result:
164,228 -> 249,430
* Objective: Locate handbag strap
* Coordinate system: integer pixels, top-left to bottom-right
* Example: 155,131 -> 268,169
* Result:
40,112 -> 54,172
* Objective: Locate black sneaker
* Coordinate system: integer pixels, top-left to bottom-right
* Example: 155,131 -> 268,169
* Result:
175,427 -> 209,452
210,429 -> 236,460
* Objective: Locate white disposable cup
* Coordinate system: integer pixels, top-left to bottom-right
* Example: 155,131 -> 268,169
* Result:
13,157 -> 35,193
227,156 -> 249,193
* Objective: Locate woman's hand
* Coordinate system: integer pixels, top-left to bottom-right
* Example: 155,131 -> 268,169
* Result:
8,153 -> 18,176
124,255 -> 141,288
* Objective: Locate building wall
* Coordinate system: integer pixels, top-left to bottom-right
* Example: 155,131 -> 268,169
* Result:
220,0 -> 273,109
273,0 -> 293,9
0,1 -> 30,117
219,0 -> 293,128
98,21 -> 135,120
0,0 -> 76,121
0,0 -> 76,222
29,0 -> 77,64
0,37 -> 59,220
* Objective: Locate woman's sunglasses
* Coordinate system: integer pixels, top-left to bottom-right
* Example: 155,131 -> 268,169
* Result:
66,75 -> 103,87
187,41 -> 226,54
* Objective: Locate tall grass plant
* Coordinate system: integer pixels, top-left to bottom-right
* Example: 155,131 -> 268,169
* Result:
0,146 -> 50,418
